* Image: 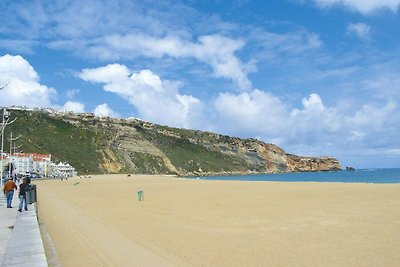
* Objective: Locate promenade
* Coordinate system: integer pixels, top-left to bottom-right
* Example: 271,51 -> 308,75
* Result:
0,189 -> 48,267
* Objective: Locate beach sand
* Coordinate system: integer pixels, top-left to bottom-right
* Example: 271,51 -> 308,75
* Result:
36,175 -> 400,266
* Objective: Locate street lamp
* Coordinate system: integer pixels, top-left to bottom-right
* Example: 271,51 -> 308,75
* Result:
1,109 -> 17,186
13,143 -> 23,154
8,132 -> 21,180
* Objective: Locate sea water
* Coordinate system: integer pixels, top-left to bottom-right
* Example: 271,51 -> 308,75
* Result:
194,168 -> 400,183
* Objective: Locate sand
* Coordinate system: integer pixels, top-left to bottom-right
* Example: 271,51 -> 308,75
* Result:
35,175 -> 400,267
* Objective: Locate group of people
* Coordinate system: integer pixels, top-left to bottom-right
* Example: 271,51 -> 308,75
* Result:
2,177 -> 30,212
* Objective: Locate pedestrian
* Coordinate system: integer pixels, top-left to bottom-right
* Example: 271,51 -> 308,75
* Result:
18,178 -> 29,212
3,178 -> 17,208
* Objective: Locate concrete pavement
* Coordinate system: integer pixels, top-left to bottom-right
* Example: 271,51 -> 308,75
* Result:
0,189 -> 48,267
0,193 -> 18,264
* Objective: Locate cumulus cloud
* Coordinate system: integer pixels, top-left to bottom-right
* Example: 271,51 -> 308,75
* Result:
214,91 -> 336,143
93,103 -> 119,117
346,101 -> 397,129
0,54 -> 56,107
289,94 -> 342,144
79,64 -> 203,128
312,0 -> 400,14
300,93 -> 325,112
54,34 -> 254,90
347,22 -> 371,39
61,101 -> 85,113
214,89 -> 400,159
215,89 -> 289,139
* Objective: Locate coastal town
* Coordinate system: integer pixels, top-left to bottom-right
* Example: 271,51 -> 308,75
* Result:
0,152 -> 77,180
1,106 -> 78,182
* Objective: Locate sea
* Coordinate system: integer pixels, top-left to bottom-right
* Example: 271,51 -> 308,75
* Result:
193,168 -> 400,184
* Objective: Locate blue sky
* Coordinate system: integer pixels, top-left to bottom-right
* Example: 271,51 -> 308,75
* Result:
0,0 -> 399,168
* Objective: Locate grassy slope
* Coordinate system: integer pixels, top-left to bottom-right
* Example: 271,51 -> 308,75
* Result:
4,111 -> 102,174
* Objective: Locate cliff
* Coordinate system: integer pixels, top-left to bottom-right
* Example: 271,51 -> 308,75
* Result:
3,108 -> 341,175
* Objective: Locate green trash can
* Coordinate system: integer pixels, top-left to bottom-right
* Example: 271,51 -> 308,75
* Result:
26,184 -> 37,204
137,190 -> 144,201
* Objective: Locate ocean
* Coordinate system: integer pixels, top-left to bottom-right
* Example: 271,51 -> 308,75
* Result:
194,168 -> 400,183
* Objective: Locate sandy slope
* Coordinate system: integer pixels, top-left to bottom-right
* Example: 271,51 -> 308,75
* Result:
36,175 -> 400,267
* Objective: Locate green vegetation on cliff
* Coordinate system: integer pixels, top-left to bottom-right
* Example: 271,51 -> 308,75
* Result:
4,111 -> 103,173
138,127 -> 249,173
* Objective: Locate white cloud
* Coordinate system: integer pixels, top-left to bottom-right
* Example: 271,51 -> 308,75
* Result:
62,101 -> 85,113
93,103 -> 119,117
214,89 -> 400,159
214,91 -> 334,141
79,64 -> 203,128
360,61 -> 400,99
301,93 -> 325,112
346,101 -> 397,129
252,30 -> 322,55
66,89 -> 80,99
289,94 -> 342,143
214,89 -> 289,139
312,0 -> 400,14
347,23 -> 371,39
0,40 -> 37,54
65,34 -> 254,90
385,148 -> 400,155
0,54 -> 56,107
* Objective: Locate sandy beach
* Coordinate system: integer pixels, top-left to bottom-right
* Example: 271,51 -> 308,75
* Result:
36,175 -> 400,266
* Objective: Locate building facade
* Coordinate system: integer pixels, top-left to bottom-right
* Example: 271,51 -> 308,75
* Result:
50,162 -> 77,178
9,153 -> 51,176
1,152 -> 77,178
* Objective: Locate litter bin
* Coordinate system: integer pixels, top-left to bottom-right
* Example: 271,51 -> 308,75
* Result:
137,190 -> 144,201
26,184 -> 37,204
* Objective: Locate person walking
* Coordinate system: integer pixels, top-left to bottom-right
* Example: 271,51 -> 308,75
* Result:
18,178 -> 29,212
3,178 -> 17,208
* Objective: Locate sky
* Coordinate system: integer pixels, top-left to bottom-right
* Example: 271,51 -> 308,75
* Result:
0,0 -> 399,168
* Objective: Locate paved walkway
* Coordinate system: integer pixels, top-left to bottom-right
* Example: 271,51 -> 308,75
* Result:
0,189 -> 48,267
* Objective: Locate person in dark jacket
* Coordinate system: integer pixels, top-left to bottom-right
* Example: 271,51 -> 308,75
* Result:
18,178 -> 29,212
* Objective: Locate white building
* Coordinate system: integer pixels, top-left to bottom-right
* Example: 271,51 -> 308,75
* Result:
0,154 -> 9,178
11,155 -> 33,174
50,162 -> 77,178
9,153 -> 51,177
2,152 -> 77,178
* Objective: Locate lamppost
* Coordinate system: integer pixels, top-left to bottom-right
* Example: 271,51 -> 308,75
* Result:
8,132 -> 21,180
13,143 -> 23,155
0,109 -> 17,186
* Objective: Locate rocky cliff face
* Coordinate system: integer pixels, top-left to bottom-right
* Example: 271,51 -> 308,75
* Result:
7,108 -> 341,175
60,112 -> 341,175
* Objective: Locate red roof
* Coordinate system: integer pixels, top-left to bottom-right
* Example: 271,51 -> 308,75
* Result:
14,153 -> 51,159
